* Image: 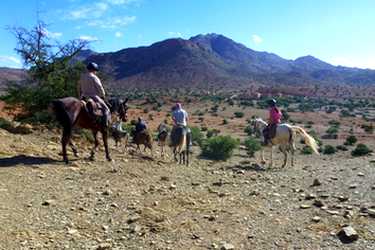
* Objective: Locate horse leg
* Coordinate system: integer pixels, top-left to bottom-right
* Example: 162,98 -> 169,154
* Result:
69,141 -> 79,157
102,129 -> 112,161
260,148 -> 266,164
269,146 -> 273,168
173,148 -> 178,162
280,146 -> 287,168
291,143 -> 296,167
186,150 -> 189,166
90,131 -> 99,161
61,126 -> 72,164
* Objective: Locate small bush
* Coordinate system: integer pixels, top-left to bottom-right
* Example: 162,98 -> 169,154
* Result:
326,126 -> 339,135
323,145 -> 336,155
344,135 -> 357,146
361,124 -> 374,134
234,111 -> 244,118
190,127 -> 204,146
336,145 -> 348,151
222,119 -> 228,125
351,144 -> 372,157
206,129 -> 220,138
244,125 -> 254,136
201,135 -> 239,160
0,117 -> 13,131
244,137 -> 261,157
301,146 -> 314,155
80,129 -> 95,143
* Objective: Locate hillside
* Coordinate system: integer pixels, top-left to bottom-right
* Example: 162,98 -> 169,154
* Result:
0,67 -> 26,92
84,34 -> 375,90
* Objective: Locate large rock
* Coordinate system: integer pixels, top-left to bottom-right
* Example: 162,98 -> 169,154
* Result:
337,226 -> 359,243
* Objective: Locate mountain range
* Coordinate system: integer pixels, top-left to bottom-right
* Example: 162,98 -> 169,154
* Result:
2,33 -> 375,94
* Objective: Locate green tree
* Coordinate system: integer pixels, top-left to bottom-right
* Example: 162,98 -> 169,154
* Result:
3,22 -> 89,115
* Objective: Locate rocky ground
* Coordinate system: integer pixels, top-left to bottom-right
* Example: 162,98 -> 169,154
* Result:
0,126 -> 375,250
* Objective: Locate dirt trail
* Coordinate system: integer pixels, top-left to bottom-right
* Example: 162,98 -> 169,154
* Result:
0,128 -> 375,250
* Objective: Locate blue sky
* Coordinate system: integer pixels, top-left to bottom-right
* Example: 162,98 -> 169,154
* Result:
1,0 -> 375,69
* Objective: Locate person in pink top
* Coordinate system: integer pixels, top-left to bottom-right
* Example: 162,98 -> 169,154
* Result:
263,99 -> 282,145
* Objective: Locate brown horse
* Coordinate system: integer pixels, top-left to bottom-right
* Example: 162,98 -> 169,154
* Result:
133,130 -> 153,156
51,97 -> 128,164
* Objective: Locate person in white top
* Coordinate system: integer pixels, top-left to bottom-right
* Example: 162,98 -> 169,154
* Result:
172,103 -> 188,127
78,62 -> 110,126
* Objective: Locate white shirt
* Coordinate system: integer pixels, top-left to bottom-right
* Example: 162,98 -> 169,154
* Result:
172,108 -> 188,126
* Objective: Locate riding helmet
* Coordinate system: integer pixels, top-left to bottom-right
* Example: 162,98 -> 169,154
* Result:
268,99 -> 277,107
87,62 -> 99,71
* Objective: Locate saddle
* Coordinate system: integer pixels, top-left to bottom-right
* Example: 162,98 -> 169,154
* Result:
80,97 -> 108,126
263,123 -> 278,145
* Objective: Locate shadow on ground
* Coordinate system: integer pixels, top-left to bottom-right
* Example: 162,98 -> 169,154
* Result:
226,163 -> 266,172
0,155 -> 58,167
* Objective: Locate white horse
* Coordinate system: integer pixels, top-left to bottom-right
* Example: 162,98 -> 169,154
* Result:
251,118 -> 319,168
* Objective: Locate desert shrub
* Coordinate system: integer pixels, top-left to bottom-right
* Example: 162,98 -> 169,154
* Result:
0,117 -> 13,131
361,124 -> 374,134
206,129 -> 220,138
143,108 -> 149,113
16,111 -> 53,125
80,129 -> 95,143
281,110 -> 290,121
325,106 -> 336,114
351,144 -> 372,157
244,137 -> 261,157
301,146 -> 314,155
323,145 -> 336,155
201,126 -> 208,131
201,135 -> 239,160
190,127 -> 204,146
222,119 -> 228,125
122,123 -> 135,134
244,125 -> 254,136
326,126 -> 339,135
336,145 -> 348,151
234,111 -> 244,118
328,120 -> 340,127
340,109 -> 354,117
344,135 -> 357,146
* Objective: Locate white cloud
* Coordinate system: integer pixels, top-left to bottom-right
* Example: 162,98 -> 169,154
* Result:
0,56 -> 22,66
252,34 -> 263,44
87,16 -> 136,29
78,35 -> 99,42
106,0 -> 139,5
67,2 -> 109,20
115,31 -> 123,38
168,31 -> 183,37
329,57 -> 375,69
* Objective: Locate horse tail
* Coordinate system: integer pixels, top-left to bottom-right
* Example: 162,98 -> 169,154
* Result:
291,126 -> 319,155
50,99 -> 71,129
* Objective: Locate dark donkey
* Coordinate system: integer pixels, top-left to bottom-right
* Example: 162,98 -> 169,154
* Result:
51,97 -> 128,164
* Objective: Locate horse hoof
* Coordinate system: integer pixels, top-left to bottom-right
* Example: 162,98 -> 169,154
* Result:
107,157 -> 113,162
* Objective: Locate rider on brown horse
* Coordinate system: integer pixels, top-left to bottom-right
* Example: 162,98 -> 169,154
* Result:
263,99 -> 282,146
78,62 -> 110,126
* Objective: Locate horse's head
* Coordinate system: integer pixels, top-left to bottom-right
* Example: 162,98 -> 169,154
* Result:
252,117 -> 267,137
109,98 -> 129,122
